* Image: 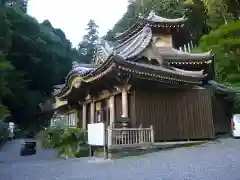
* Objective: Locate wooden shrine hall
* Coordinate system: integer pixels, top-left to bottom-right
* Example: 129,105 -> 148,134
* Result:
53,11 -> 230,141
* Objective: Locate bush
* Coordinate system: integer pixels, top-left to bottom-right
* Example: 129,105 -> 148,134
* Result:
41,127 -> 88,158
41,127 -> 65,148
0,121 -> 9,146
14,129 -> 31,139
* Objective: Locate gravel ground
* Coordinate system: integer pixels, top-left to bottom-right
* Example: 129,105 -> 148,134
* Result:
0,138 -> 240,180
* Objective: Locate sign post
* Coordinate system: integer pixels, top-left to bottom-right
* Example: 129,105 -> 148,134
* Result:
87,122 -> 107,159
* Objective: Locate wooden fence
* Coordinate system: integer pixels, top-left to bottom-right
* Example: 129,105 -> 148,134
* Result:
107,125 -> 154,149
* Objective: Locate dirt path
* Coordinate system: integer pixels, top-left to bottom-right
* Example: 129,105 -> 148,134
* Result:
0,139 -> 58,163
1,138 -> 240,180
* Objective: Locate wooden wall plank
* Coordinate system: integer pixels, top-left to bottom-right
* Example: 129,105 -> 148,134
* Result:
211,94 -> 230,134
134,87 -> 215,141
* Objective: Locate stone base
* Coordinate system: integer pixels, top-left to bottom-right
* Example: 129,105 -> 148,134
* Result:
92,141 -> 207,159
92,146 -> 156,159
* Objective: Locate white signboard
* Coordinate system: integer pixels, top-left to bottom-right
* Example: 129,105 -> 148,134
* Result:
87,123 -> 105,146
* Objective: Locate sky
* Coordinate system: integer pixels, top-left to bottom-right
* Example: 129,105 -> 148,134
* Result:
27,0 -> 129,47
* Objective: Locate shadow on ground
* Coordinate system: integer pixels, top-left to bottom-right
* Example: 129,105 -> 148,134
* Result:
0,139 -> 58,163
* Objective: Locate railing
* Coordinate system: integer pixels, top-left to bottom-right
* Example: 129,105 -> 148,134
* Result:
107,125 -> 154,149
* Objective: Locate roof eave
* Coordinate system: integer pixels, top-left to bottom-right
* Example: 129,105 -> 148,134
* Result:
115,19 -> 142,40
113,56 -> 206,83
55,55 -> 116,99
163,51 -> 215,64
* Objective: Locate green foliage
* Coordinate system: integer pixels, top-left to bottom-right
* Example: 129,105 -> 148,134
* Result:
226,0 -> 240,19
198,21 -> 240,86
0,104 -> 10,119
78,20 -> 99,63
42,127 -> 65,148
0,8 -> 13,119
105,0 -> 240,43
14,128 -> 29,138
105,0 -> 186,41
0,6 -> 81,127
41,127 -> 88,158
229,93 -> 240,114
183,0 -> 209,41
185,0 -> 239,30
0,121 -> 8,146
57,128 -> 88,158
1,1 -> 28,14
203,0 -> 235,29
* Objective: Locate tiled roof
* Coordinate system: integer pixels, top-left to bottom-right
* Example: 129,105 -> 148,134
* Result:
65,62 -> 97,80
115,10 -> 186,40
94,27 -> 213,65
145,10 -> 186,23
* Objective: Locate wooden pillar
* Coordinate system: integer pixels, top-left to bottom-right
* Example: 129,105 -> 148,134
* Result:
190,40 -> 194,49
90,102 -> 95,123
95,102 -> 101,122
114,84 -> 131,119
184,44 -> 187,52
82,104 -> 87,129
121,88 -> 128,117
109,95 -> 115,127
187,43 -> 191,52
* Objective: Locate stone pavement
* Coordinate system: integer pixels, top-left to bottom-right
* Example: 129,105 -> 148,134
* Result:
0,139 -> 58,163
1,138 -> 240,180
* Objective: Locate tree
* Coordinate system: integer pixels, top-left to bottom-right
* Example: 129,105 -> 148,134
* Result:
198,21 -> 240,87
226,0 -> 240,19
0,54 -> 12,119
0,6 -> 13,119
1,0 -> 28,13
0,6 -> 76,127
185,0 -> 236,29
78,20 -> 99,64
183,0 -> 209,42
203,0 -> 235,29
105,0 -> 186,41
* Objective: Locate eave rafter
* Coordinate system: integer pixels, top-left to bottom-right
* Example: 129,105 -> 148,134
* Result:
168,60 -> 212,65
114,60 -> 206,84
118,66 -> 202,85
